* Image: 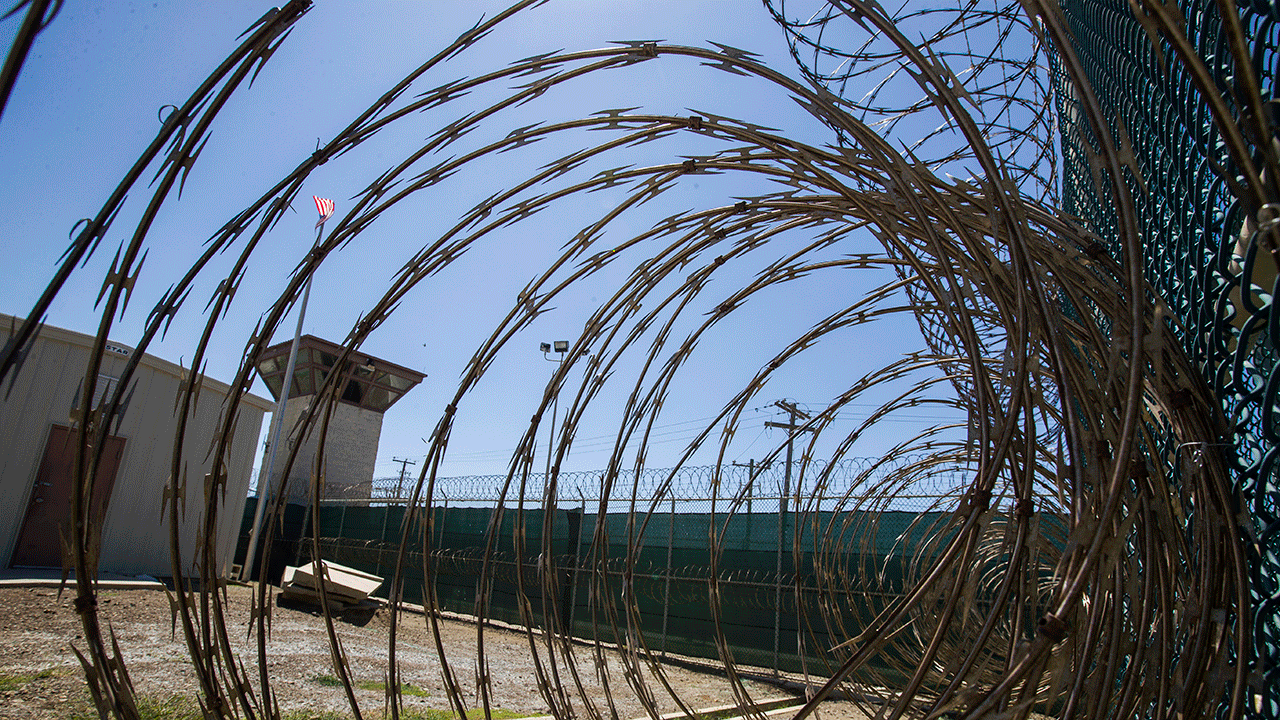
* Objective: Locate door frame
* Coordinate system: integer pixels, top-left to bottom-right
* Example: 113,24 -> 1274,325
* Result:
9,423 -> 127,569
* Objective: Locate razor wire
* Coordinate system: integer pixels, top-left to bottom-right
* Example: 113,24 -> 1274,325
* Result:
0,1 -> 1260,719
361,455 -> 970,509
771,0 -> 1279,717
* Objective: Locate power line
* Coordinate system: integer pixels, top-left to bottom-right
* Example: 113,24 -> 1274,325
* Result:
443,413 -> 745,460
421,406 -> 961,466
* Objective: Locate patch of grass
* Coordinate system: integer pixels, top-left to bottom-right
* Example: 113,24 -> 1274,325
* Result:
402,709 -> 525,720
0,666 -> 63,691
312,673 -> 345,688
281,711 -> 351,720
134,695 -> 205,720
395,682 -> 430,698
404,710 -> 459,720
310,674 -> 429,697
68,694 -> 203,720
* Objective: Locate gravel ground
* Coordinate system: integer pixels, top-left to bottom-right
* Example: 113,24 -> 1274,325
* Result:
0,584 -> 869,720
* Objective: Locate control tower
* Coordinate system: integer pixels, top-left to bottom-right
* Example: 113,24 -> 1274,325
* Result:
255,335 -> 424,502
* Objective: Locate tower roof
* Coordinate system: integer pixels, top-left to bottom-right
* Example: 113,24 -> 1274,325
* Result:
256,335 -> 425,413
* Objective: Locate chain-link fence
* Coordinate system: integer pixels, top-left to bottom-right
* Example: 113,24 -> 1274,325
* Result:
1050,2 -> 1280,714
241,457 -> 1068,680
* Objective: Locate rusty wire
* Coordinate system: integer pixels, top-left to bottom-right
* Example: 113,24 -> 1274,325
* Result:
0,1 -> 1261,719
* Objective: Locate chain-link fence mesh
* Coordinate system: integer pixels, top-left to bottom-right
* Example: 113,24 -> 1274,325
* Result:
1051,2 -> 1280,714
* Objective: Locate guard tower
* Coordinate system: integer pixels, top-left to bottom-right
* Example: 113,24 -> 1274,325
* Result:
256,335 -> 424,502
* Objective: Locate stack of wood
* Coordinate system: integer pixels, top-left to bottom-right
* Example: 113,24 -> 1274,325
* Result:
279,560 -> 383,610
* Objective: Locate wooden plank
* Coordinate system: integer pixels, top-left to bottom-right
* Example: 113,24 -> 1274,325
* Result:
279,582 -> 351,610
288,560 -> 383,601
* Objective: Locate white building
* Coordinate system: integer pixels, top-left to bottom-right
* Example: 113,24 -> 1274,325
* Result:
0,314 -> 271,577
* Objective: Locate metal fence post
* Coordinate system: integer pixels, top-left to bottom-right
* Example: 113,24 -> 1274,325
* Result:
437,491 -> 449,554
561,503 -> 583,636
294,503 -> 311,569
773,481 -> 784,674
661,494 -> 675,656
380,498 -> 392,544
566,491 -> 586,638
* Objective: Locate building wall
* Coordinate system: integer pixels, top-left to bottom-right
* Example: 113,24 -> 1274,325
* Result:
269,396 -> 383,502
0,315 -> 271,577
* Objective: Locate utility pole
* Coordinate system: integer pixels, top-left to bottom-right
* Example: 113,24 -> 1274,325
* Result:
392,456 -> 416,500
731,458 -> 772,514
765,399 -> 812,521
764,399 -> 812,673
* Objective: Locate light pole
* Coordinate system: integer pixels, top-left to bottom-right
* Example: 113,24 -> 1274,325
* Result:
242,196 -> 334,581
540,340 -> 568,479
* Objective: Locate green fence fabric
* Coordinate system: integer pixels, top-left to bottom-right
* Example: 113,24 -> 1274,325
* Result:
235,497 -> 308,582
237,454 -> 1064,690
244,497 -> 1022,685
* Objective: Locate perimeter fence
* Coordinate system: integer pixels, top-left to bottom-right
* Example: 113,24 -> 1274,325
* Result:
240,457 -> 1061,680
1050,2 -> 1280,711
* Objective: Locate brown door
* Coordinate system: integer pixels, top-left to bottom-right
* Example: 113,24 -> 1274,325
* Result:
11,424 -> 126,568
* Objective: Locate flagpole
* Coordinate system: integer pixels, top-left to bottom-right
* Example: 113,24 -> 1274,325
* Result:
241,200 -> 330,581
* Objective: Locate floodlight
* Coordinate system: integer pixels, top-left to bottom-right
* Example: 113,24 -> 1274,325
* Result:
540,342 -> 551,352
553,340 -> 569,353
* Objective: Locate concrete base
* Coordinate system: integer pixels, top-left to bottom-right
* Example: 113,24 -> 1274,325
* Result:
0,568 -> 166,590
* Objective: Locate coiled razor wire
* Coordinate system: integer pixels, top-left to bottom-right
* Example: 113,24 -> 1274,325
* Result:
365,456 -> 968,506
0,1 -> 1264,719
772,0 -> 1280,716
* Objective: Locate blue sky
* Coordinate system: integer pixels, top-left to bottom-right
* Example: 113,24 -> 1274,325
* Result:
0,2 -> 967,485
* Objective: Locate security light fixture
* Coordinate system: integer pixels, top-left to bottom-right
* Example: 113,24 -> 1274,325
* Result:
539,339 -> 570,479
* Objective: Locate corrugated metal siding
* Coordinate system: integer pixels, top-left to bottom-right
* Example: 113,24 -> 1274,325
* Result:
0,316 -> 268,577
0,325 -> 84,564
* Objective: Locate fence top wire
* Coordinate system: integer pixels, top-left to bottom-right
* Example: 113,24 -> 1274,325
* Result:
338,455 -> 970,509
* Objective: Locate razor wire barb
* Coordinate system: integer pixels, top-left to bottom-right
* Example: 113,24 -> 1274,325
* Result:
0,0 -> 1265,719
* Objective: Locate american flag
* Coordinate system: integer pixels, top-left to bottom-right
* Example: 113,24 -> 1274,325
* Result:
313,196 -> 335,228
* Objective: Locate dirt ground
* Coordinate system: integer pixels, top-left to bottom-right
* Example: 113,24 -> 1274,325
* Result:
0,584 -> 869,720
